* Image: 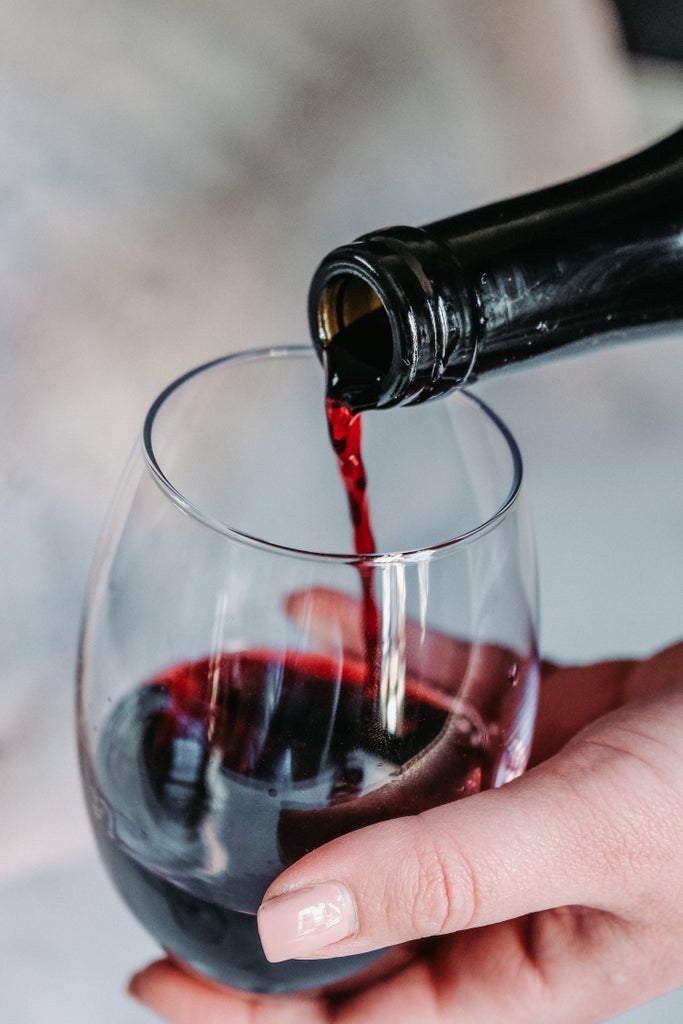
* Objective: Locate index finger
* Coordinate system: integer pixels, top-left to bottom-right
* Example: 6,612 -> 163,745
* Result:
532,640 -> 683,764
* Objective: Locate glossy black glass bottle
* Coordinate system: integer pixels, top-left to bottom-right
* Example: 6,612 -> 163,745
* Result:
309,126 -> 683,411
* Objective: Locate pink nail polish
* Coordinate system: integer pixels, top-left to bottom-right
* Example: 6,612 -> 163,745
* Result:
257,883 -> 357,963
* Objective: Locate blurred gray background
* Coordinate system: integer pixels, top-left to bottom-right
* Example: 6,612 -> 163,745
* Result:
1,1 -> 681,1021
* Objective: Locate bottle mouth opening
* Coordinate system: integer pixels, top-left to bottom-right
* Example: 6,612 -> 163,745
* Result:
316,274 -> 395,410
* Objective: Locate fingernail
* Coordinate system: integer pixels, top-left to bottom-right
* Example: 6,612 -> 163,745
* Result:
257,882 -> 357,962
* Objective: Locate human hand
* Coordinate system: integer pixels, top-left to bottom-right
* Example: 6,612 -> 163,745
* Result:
129,594 -> 683,1023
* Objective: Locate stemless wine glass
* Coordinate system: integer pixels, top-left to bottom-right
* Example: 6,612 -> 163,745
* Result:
77,346 -> 539,995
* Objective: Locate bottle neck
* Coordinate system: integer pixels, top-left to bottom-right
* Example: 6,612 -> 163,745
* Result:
309,126 -> 683,410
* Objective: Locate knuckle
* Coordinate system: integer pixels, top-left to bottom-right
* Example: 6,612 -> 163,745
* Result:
405,829 -> 477,938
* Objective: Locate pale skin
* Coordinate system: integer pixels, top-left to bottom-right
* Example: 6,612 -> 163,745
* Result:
129,591 -> 683,1024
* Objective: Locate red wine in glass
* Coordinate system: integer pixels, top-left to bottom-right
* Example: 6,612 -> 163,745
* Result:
89,650 -> 493,993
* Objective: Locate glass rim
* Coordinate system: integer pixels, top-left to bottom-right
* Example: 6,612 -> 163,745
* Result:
142,346 -> 524,564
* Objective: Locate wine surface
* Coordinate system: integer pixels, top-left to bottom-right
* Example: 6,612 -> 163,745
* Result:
90,650 -> 492,992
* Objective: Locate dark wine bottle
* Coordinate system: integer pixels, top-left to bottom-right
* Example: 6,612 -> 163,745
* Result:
308,126 -> 683,411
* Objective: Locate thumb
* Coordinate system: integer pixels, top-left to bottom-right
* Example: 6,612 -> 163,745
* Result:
256,663 -> 683,966
256,753 -> 603,964
256,671 -> 683,971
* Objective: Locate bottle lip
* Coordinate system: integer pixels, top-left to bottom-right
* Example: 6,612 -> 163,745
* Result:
308,226 -> 477,410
